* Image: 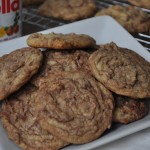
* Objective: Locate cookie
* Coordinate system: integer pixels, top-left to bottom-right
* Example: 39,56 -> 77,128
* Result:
0,84 -> 68,150
31,49 -> 90,87
23,0 -> 45,6
88,42 -> 150,99
95,5 -> 150,33
27,33 -> 96,50
43,49 -> 90,72
0,47 -> 43,101
113,94 -> 149,124
35,71 -> 114,144
38,0 -> 96,21
128,0 -> 150,9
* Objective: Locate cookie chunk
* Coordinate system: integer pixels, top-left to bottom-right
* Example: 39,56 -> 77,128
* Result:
0,84 -> 68,150
31,49 -> 90,87
128,0 -> 150,9
113,94 -> 149,124
23,0 -> 45,6
95,5 -> 150,33
88,42 -> 150,99
38,0 -> 96,21
35,71 -> 114,144
0,47 -> 43,101
27,33 -> 96,49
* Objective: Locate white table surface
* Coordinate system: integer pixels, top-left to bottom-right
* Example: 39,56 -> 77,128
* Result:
94,128 -> 150,150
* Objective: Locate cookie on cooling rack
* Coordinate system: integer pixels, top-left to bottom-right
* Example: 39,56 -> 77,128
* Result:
0,84 -> 68,150
38,0 -> 96,21
128,0 -> 150,9
27,32 -> 96,49
113,94 -> 149,124
0,47 -> 43,101
34,71 -> 114,144
88,42 -> 150,99
95,5 -> 150,33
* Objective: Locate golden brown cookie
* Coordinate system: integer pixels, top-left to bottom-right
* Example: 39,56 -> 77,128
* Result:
95,5 -> 150,33
88,42 -> 150,99
0,84 -> 68,150
38,0 -> 96,21
35,71 -> 114,144
23,0 -> 45,6
128,0 -> 150,9
31,49 -> 90,87
0,47 -> 43,101
113,94 -> 149,124
27,33 -> 96,50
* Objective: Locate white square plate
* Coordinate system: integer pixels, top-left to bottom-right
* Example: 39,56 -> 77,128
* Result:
0,16 -> 150,150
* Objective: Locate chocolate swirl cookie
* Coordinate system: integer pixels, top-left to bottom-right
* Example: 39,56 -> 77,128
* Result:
95,5 -> 150,33
0,47 -> 43,101
38,0 -> 96,21
0,84 -> 68,150
35,71 -> 114,144
89,42 -> 150,99
128,0 -> 150,9
43,49 -> 90,72
31,49 -> 90,87
113,94 -> 149,124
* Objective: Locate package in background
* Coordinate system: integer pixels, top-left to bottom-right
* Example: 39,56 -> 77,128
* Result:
0,0 -> 22,42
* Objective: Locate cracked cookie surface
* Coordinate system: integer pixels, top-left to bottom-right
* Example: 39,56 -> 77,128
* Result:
113,94 -> 149,124
42,49 -> 90,72
0,84 -> 68,150
89,42 -> 150,99
35,71 -> 114,144
31,49 -> 90,87
0,47 -> 43,101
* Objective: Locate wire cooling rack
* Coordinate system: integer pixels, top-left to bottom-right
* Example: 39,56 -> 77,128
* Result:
22,0 -> 150,52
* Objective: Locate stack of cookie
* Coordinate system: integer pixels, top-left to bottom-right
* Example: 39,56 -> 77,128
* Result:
0,32 -> 149,150
88,42 -> 150,124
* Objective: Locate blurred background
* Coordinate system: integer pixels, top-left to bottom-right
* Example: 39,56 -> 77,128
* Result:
22,0 -> 150,51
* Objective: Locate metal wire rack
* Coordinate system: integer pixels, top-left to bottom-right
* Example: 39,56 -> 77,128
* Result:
22,0 -> 150,52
